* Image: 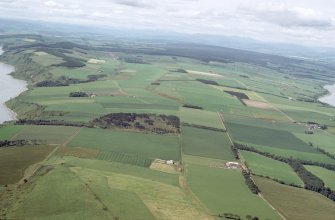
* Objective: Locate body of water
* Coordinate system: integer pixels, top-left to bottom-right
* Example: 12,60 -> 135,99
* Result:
0,47 -> 27,124
318,84 -> 335,107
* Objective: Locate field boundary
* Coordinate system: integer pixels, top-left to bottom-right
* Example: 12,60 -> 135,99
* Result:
220,112 -> 286,220
62,127 -> 82,147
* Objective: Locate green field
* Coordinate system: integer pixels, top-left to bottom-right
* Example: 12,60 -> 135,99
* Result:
241,151 -> 303,186
254,176 -> 335,220
294,131 -> 335,155
227,122 -> 317,153
96,150 -> 153,167
182,126 -> 235,161
0,125 -> 23,140
68,128 -> 180,161
2,33 -> 335,219
304,165 -> 335,190
13,125 -> 80,145
62,156 -> 179,187
180,107 -> 225,129
8,166 -> 156,220
237,141 -> 335,165
7,157 -> 210,219
187,164 -> 281,219
0,145 -> 55,184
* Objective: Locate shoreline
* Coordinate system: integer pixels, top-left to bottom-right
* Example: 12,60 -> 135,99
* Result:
0,46 -> 28,124
318,84 -> 335,107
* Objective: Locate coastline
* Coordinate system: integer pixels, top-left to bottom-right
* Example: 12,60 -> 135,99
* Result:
318,84 -> 335,107
0,46 -> 28,124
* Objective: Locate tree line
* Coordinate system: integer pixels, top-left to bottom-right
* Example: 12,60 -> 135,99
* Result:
233,142 -> 335,201
35,74 -> 106,87
16,119 -> 92,128
182,122 -> 226,132
0,139 -> 40,148
242,170 -> 261,194
316,147 -> 335,160
17,113 -> 181,134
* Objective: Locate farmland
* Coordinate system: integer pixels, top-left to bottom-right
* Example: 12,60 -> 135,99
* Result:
67,128 -> 180,161
254,176 -> 335,220
0,145 -> 55,185
0,33 -> 335,219
181,126 -> 235,160
186,164 -> 281,219
241,151 -> 303,186
304,165 -> 335,190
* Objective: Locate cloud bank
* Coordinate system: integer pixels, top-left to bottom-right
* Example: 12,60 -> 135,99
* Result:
0,0 -> 334,47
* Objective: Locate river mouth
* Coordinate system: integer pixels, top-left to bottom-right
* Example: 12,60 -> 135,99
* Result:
0,47 -> 27,124
318,84 -> 335,107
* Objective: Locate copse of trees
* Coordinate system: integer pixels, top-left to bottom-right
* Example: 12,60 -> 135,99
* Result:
196,78 -> 220,86
182,104 -> 203,109
159,114 -> 180,128
35,74 -> 107,87
87,74 -> 107,81
53,58 -> 85,68
171,68 -> 188,73
0,139 -> 40,148
69,92 -> 89,97
35,80 -> 69,87
123,57 -> 149,64
224,90 -> 249,100
217,213 -> 259,220
93,113 -> 180,133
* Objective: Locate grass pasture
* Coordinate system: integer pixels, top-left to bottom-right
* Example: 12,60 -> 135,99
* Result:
32,52 -> 64,66
183,154 -> 226,167
13,125 -> 80,145
8,166 -> 124,220
9,155 -> 209,220
304,166 -> 335,190
55,147 -> 98,159
181,126 -> 235,161
223,114 -> 303,132
241,151 -> 303,186
186,164 -> 281,219
294,131 -> 335,155
237,141 -> 335,165
72,166 -> 212,220
3,36 -> 335,219
96,150 -> 153,167
254,176 -> 335,220
0,145 -> 55,185
68,128 -> 180,161
175,81 -> 242,111
63,156 -> 179,187
180,107 -> 224,129
0,125 -> 24,140
227,122 -> 318,153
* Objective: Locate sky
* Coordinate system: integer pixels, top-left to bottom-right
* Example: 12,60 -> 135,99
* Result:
0,0 -> 335,47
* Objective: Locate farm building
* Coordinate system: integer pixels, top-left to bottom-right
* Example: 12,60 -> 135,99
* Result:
166,160 -> 175,165
226,161 -> 240,169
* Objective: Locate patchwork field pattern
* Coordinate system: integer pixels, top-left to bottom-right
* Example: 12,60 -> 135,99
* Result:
1,35 -> 335,219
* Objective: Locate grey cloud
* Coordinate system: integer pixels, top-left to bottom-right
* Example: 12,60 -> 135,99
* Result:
0,0 -> 335,47
112,0 -> 151,8
240,4 -> 333,29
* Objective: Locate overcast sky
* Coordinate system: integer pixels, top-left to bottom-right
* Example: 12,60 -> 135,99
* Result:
1,0 -> 335,47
